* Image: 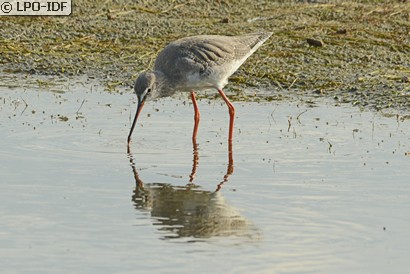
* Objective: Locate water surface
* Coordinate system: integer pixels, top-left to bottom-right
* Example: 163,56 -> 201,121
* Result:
0,79 -> 409,273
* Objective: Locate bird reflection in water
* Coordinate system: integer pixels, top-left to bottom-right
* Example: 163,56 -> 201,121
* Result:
188,141 -> 233,191
127,142 -> 257,241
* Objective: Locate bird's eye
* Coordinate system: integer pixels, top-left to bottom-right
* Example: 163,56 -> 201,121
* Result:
147,88 -> 151,93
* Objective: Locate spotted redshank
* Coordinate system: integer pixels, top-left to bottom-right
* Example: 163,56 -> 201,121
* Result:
127,31 -> 272,145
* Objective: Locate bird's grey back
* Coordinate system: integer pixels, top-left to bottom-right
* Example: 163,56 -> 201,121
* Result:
153,32 -> 272,85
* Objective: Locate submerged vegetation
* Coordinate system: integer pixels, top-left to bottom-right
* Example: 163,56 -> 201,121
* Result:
0,0 -> 409,112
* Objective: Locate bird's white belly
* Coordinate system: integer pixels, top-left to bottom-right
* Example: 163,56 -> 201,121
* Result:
184,61 -> 242,90
185,72 -> 225,90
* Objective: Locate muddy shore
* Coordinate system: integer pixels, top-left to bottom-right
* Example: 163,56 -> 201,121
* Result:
1,0 -> 409,112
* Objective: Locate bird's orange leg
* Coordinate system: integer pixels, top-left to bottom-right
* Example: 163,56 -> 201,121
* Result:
190,91 -> 201,144
217,89 -> 235,142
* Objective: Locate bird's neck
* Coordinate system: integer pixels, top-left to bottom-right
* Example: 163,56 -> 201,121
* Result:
153,70 -> 175,96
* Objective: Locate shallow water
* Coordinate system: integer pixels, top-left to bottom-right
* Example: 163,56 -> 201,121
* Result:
1,79 -> 409,273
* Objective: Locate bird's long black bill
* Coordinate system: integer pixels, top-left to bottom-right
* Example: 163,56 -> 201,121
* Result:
127,100 -> 145,145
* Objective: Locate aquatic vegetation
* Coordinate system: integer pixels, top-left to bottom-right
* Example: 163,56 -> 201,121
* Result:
0,0 -> 409,111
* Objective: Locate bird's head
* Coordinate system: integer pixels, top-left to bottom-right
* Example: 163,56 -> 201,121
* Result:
134,71 -> 158,104
127,71 -> 159,145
